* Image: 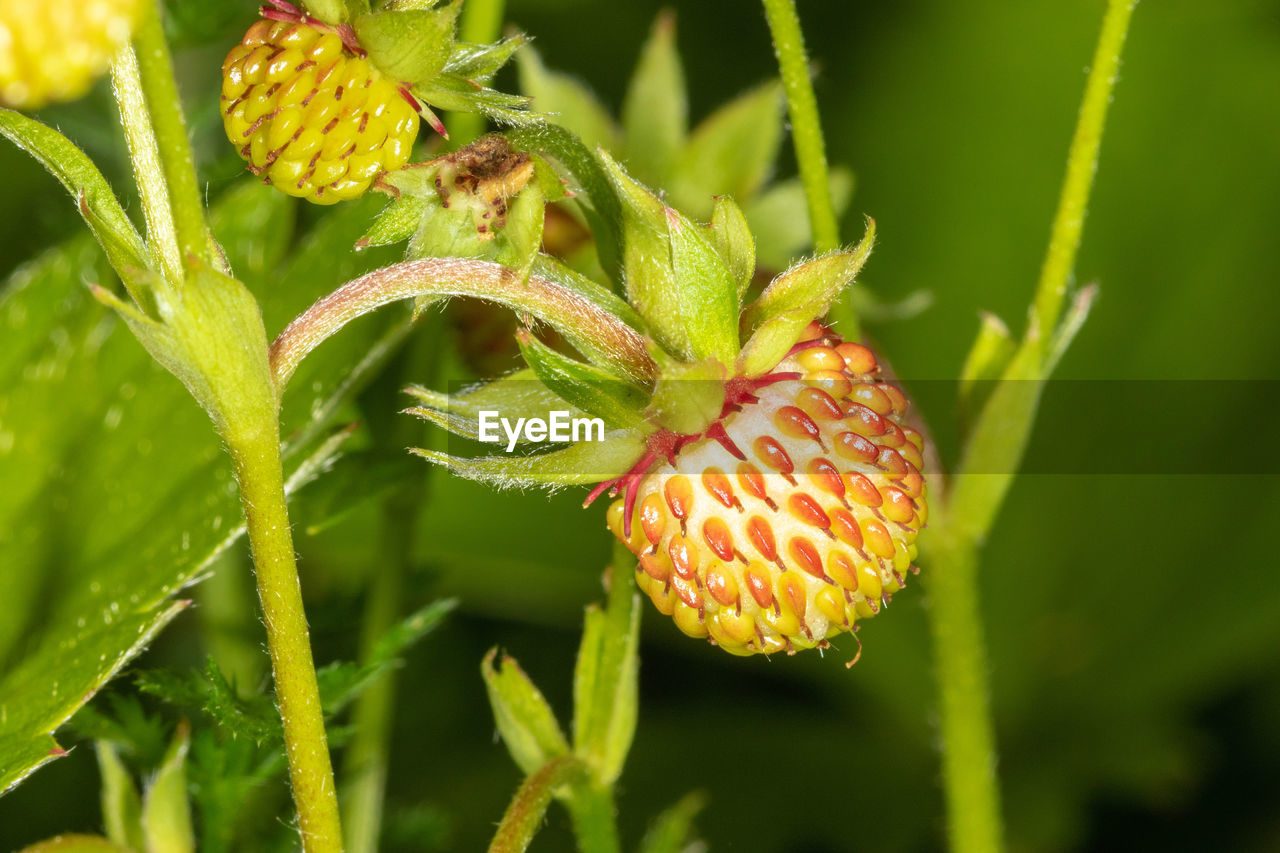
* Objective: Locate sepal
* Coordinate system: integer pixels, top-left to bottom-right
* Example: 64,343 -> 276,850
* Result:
481,649 -> 570,777
621,11 -> 686,185
354,3 -> 459,84
738,218 -> 875,376
707,195 -> 756,297
516,330 -> 652,429
411,433 -> 645,489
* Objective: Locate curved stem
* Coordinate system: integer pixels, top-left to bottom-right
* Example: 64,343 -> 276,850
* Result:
1031,0 -> 1136,348
761,0 -> 840,256
131,0 -> 209,268
489,757 -> 587,853
229,420 -> 342,853
269,258 -> 656,389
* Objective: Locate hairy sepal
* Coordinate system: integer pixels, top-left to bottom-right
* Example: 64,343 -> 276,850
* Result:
411,432 -> 644,490
707,195 -> 756,297
481,649 -> 570,777
405,369 -> 591,444
599,150 -> 740,365
516,331 -> 652,430
738,219 -> 876,376
355,3 -> 459,85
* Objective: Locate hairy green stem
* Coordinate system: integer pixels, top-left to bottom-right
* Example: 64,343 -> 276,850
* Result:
566,782 -> 622,853
761,0 -> 840,256
489,757 -> 587,853
109,45 -> 181,284
1031,0 -> 1136,348
130,0 -> 209,268
926,522 -> 1002,853
446,0 -> 507,146
229,421 -> 342,853
927,4 -> 1136,852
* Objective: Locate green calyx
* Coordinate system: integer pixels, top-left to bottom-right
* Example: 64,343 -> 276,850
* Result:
404,132 -> 875,493
298,0 -> 537,134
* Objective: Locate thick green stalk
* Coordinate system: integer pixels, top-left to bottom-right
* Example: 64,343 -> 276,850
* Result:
130,0 -> 209,267
926,521 -> 1002,853
1031,0 -> 1136,348
228,419 -> 343,853
446,0 -> 507,146
761,0 -> 840,256
566,783 -> 622,853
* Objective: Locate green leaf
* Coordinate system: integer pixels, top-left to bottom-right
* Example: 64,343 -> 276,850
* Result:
622,11 -> 687,186
665,205 -> 740,365
670,81 -> 784,219
355,4 -> 459,85
573,549 -> 641,785
707,195 -> 757,297
136,659 -> 279,746
0,109 -> 153,296
411,432 -> 645,489
638,791 -> 708,853
516,330 -> 650,429
949,285 -> 1097,541
317,599 -> 456,716
737,219 -> 876,375
516,47 -> 621,155
743,167 -> 855,271
0,191 -> 405,795
481,649 -> 571,777
141,724 -> 195,853
96,742 -> 145,852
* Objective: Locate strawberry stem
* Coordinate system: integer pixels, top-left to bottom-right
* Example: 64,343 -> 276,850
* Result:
130,0 -> 210,270
761,0 -> 840,257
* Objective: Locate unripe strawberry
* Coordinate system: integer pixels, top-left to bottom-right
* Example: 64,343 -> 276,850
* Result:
220,15 -> 418,205
603,324 -> 925,656
0,0 -> 142,109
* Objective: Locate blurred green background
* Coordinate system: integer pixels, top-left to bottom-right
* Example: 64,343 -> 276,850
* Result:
2,0 -> 1279,850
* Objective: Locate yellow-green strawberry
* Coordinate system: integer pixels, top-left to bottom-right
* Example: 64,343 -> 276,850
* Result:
220,8 -> 418,205
0,0 -> 143,110
397,145 -> 925,659
601,322 -> 924,656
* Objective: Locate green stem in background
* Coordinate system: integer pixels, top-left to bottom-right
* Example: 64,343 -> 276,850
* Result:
342,325 -> 444,853
108,45 -> 181,284
927,4 -> 1136,852
446,0 -> 507,146
130,0 -> 209,268
761,0 -> 840,256
926,522 -> 1002,853
229,421 -> 343,853
566,783 -> 622,853
1031,0 -> 1136,348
